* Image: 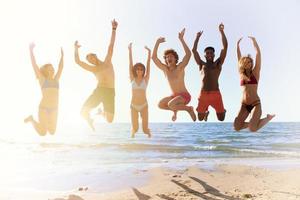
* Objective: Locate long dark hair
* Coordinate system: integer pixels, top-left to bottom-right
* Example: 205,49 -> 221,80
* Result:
132,62 -> 146,77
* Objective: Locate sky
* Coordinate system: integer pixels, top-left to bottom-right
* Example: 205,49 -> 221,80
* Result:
0,0 -> 299,134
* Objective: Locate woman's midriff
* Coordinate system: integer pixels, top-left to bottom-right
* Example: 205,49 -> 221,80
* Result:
131,90 -> 147,105
241,86 -> 260,104
40,89 -> 59,108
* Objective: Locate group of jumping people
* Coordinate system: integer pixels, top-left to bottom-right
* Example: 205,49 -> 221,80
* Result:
24,19 -> 275,137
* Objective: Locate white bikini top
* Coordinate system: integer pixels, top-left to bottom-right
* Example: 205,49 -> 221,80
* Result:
131,79 -> 147,90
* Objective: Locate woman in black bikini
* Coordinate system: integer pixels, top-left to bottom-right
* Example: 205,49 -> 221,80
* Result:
234,37 -> 275,132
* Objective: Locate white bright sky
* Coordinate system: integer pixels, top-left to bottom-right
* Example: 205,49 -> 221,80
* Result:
0,0 -> 299,134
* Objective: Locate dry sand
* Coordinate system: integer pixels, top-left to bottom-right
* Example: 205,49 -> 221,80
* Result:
2,164 -> 300,200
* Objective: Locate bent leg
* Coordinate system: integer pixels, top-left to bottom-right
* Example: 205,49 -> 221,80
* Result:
248,104 -> 275,132
25,109 -> 48,136
158,96 -> 173,110
234,105 -> 250,131
217,110 -> 226,121
81,88 -> 102,130
168,96 -> 196,121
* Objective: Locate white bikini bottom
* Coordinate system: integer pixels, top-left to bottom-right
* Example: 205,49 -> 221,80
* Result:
130,102 -> 148,112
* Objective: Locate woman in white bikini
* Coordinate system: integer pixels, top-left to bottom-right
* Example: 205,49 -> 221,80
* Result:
24,43 -> 64,136
128,43 -> 151,138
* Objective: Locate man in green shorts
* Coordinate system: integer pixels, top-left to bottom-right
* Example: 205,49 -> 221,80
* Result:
74,19 -> 118,130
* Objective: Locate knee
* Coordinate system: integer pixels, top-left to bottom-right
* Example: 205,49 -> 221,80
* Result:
248,125 -> 258,132
217,114 -> 225,121
198,113 -> 205,121
233,118 -> 241,131
158,101 -> 167,109
217,110 -> 226,121
39,129 -> 47,136
80,108 -> 89,118
106,114 -> 114,123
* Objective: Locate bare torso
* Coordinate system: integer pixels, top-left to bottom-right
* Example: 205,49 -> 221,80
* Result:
165,67 -> 188,94
94,62 -> 115,88
200,60 -> 221,91
241,84 -> 260,104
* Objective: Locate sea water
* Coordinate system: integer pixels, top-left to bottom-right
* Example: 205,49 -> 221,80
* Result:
1,122 -> 300,193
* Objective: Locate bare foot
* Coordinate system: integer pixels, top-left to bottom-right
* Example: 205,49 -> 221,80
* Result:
267,114 -> 275,121
204,111 -> 209,122
24,115 -> 33,123
172,111 -> 177,121
131,129 -> 137,138
144,129 -> 151,138
87,118 -> 95,132
187,107 -> 196,121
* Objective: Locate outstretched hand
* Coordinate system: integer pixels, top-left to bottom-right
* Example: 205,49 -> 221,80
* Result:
145,46 -> 151,52
128,42 -> 132,50
196,31 -> 203,38
237,37 -> 243,45
74,41 -> 81,48
112,19 -> 118,29
248,36 -> 258,46
29,42 -> 35,50
156,37 -> 166,44
219,23 -> 224,31
248,36 -> 257,42
178,28 -> 186,40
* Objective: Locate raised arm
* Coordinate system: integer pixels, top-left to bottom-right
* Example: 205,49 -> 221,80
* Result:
74,41 -> 97,73
128,43 -> 134,81
54,48 -> 64,80
104,19 -> 118,63
144,46 -> 151,82
192,31 -> 205,69
177,28 -> 191,70
217,23 -> 228,66
152,37 -> 167,71
249,36 -> 261,79
237,37 -> 242,61
29,43 -> 42,79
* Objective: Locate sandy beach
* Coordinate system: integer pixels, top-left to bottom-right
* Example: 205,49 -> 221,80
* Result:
2,163 -> 300,200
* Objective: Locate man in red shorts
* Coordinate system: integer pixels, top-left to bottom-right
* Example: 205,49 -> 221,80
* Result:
152,28 -> 196,121
192,23 -> 228,121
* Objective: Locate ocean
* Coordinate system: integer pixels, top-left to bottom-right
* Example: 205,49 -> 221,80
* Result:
1,122 -> 300,193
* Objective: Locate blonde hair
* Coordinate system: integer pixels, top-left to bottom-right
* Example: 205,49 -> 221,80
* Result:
40,64 -> 53,78
238,55 -> 253,82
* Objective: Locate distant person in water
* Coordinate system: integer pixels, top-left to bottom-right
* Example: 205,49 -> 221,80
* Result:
24,43 -> 64,136
234,36 -> 275,132
192,23 -> 228,122
74,19 -> 118,131
128,43 -> 151,138
152,28 -> 196,121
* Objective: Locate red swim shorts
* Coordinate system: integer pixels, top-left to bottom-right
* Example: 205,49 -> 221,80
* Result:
171,92 -> 191,104
197,91 -> 225,113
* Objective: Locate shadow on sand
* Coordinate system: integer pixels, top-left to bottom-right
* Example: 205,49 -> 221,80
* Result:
171,176 -> 241,200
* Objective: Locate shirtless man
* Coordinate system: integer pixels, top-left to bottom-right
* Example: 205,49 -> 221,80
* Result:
74,19 -> 118,130
152,28 -> 196,121
192,23 -> 228,121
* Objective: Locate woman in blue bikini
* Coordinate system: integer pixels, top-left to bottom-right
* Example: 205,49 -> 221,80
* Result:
24,43 -> 64,136
128,43 -> 151,138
